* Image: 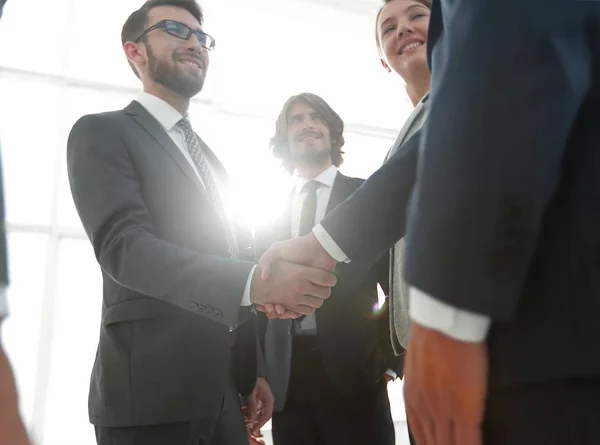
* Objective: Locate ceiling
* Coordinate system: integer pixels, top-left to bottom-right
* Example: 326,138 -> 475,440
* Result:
298,0 -> 382,15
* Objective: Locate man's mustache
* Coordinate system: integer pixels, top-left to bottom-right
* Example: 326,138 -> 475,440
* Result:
295,131 -> 322,141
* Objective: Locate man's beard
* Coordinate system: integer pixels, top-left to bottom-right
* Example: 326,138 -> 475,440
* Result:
291,147 -> 332,165
146,44 -> 205,98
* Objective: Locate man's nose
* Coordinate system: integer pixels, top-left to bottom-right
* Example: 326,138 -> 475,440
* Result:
302,118 -> 315,130
184,33 -> 204,53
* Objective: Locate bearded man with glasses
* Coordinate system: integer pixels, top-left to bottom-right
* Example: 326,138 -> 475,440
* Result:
67,0 -> 338,444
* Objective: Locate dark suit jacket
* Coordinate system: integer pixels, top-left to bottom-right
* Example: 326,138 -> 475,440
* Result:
322,0 -> 600,389
257,172 -> 403,398
67,101 -> 260,427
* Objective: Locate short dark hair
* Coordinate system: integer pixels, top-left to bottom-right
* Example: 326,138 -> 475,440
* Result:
270,93 -> 345,175
121,0 -> 204,77
375,0 -> 432,57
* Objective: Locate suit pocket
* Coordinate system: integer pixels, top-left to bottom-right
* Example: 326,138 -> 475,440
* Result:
103,297 -> 184,326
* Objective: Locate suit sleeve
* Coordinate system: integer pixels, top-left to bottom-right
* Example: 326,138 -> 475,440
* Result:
67,114 -> 255,329
319,131 -> 420,269
404,0 -> 592,321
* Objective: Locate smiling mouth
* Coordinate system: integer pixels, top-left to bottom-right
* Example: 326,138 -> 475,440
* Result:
298,134 -> 321,142
179,59 -> 202,71
399,41 -> 424,55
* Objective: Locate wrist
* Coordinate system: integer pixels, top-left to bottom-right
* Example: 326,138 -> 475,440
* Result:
306,233 -> 336,270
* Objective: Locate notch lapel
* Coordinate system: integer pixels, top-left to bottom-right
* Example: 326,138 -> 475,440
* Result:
124,101 -> 205,194
325,172 -> 354,215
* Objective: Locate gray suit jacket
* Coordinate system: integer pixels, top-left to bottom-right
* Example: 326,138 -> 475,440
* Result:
385,93 -> 429,353
67,101 -> 260,427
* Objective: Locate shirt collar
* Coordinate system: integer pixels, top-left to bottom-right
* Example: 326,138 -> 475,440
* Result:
294,165 -> 338,194
135,92 -> 185,132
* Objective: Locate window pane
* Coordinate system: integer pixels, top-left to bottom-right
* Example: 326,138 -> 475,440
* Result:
42,238 -> 101,445
65,0 -> 144,88
0,0 -> 69,76
339,132 -> 396,180
0,75 -> 63,225
1,233 -> 50,428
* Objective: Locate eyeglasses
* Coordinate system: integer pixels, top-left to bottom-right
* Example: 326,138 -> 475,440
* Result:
134,19 -> 216,51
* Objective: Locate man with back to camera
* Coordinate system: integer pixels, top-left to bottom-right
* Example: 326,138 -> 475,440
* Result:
0,1 -> 32,444
66,1 -> 336,444
256,93 -> 403,445
258,0 -> 600,444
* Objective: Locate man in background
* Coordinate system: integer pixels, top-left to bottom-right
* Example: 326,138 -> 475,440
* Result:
257,93 -> 402,445
0,1 -> 31,444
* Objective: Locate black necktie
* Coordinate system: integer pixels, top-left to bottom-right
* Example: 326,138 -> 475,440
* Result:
298,181 -> 320,236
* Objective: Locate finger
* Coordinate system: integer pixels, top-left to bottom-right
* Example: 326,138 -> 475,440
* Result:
299,282 -> 332,300
256,402 -> 273,431
286,304 -> 316,316
246,395 -> 258,422
264,304 -> 276,317
255,305 -> 266,313
435,419 -> 453,445
290,295 -> 326,310
273,304 -> 290,318
301,265 -> 337,287
258,242 -> 285,280
284,310 -> 302,319
406,406 -> 431,445
453,421 -> 482,445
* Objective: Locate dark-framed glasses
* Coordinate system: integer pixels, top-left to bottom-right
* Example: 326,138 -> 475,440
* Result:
134,19 -> 216,51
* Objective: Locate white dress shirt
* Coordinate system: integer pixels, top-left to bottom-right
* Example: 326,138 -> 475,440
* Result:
297,167 -> 397,379
312,227 -> 492,343
135,92 -> 254,306
291,165 -> 339,334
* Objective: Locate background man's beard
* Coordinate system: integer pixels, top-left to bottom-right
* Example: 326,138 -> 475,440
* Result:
147,46 -> 205,98
291,148 -> 331,165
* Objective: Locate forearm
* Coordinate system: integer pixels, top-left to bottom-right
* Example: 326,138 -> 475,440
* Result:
319,132 -> 419,268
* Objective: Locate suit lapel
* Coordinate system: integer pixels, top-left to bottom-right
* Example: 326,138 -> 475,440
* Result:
325,172 -> 354,215
125,101 -> 205,193
195,133 -> 231,186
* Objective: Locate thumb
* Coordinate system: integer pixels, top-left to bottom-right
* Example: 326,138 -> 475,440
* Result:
247,393 -> 258,422
258,242 -> 284,280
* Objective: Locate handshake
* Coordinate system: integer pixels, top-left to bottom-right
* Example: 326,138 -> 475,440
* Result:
249,233 -> 338,319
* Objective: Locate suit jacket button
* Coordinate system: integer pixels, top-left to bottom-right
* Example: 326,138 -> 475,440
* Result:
190,302 -> 199,312
204,308 -> 214,317
213,310 -> 222,320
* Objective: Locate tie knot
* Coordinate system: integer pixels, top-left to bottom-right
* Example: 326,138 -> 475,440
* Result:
177,117 -> 193,133
302,180 -> 320,194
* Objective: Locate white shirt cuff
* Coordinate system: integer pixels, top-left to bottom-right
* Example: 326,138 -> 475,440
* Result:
385,369 -> 397,380
241,266 -> 257,307
312,224 -> 350,263
409,287 -> 492,343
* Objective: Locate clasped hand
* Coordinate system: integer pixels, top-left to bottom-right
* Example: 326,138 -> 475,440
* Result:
251,233 -> 338,319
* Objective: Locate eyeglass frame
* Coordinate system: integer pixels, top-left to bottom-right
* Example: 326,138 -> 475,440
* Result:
134,19 -> 216,51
